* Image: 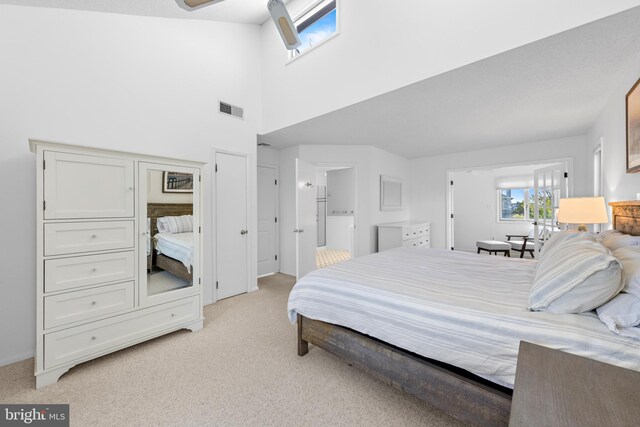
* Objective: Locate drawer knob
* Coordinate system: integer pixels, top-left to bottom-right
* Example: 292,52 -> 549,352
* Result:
91,301 -> 97,306
91,336 -> 96,341
91,268 -> 97,272
128,187 -> 133,191
171,313 -> 175,317
91,234 -> 97,239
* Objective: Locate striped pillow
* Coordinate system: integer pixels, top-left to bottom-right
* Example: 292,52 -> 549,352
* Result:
529,239 -> 622,313
539,231 -> 595,259
157,215 -> 193,234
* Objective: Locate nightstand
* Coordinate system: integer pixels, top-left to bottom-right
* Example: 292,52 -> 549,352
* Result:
509,341 -> 640,426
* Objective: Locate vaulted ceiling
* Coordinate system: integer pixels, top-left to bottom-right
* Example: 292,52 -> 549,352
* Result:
259,7 -> 640,158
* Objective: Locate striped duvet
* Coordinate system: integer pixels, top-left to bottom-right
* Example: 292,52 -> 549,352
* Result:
287,247 -> 640,388
154,232 -> 193,271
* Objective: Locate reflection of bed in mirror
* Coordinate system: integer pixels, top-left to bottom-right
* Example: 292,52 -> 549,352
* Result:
147,203 -> 193,295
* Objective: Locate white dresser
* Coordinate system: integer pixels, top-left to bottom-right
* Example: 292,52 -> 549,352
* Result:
377,221 -> 431,252
31,140 -> 205,388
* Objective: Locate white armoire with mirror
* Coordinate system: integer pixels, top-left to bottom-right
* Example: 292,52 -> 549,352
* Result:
30,140 -> 204,388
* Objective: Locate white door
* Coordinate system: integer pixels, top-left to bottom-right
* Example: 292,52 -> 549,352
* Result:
257,166 -> 277,276
43,151 -> 134,219
216,152 -> 249,300
295,159 -> 317,280
533,164 -> 569,253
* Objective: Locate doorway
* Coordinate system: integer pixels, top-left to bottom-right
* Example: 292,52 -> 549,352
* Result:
295,161 -> 357,279
593,141 -> 603,232
446,159 -> 572,255
215,150 -> 250,300
257,165 -> 278,277
315,166 -> 355,268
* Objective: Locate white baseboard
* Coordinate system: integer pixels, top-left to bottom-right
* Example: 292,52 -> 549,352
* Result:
0,350 -> 35,368
257,272 -> 275,278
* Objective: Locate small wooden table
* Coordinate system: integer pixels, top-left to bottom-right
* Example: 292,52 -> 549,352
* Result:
509,341 -> 640,427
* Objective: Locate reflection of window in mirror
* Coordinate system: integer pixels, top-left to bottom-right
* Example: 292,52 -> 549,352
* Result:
380,175 -> 403,211
146,170 -> 195,296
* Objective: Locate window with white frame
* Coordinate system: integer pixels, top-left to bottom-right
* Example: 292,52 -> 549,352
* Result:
498,188 -> 554,222
291,0 -> 338,59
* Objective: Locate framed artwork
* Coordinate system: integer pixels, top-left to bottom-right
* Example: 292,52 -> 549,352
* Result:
626,77 -> 640,173
380,175 -> 403,211
163,171 -> 193,193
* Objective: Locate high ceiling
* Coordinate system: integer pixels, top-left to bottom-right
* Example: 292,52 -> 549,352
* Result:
0,0 -> 286,25
259,7 -> 640,158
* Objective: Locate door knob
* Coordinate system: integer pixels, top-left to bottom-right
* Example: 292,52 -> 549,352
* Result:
240,229 -> 248,235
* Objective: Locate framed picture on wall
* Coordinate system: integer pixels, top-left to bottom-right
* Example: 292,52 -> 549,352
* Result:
380,175 -> 403,211
626,77 -> 640,173
163,171 -> 194,193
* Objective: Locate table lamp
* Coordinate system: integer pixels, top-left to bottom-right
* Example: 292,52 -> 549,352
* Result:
557,197 -> 608,231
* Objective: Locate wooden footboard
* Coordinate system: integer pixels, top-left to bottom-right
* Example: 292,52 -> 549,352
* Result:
156,253 -> 192,282
296,314 -> 512,426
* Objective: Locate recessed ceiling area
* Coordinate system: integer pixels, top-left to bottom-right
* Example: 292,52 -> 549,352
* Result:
259,6 -> 640,159
0,0 -> 289,25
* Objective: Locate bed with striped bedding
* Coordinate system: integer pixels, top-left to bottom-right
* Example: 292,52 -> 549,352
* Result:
287,247 -> 640,388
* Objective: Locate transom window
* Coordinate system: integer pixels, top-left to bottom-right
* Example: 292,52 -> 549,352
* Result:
498,188 -> 553,222
291,0 -> 338,59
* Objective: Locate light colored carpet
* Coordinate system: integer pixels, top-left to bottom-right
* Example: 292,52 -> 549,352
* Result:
0,274 -> 462,427
148,270 -> 191,296
316,248 -> 351,268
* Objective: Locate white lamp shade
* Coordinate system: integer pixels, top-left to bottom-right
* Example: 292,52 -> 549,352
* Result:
557,197 -> 608,224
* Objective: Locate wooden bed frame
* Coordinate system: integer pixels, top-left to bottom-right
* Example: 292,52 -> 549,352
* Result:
296,201 -> 640,426
609,201 -> 640,236
147,203 -> 193,282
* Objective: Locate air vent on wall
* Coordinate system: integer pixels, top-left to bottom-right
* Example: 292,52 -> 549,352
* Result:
219,101 -> 244,119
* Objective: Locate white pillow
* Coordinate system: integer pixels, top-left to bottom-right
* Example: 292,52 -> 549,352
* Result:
596,293 -> 640,338
539,231 -> 595,259
157,215 -> 193,234
529,240 -> 623,313
612,246 -> 640,299
600,230 -> 640,251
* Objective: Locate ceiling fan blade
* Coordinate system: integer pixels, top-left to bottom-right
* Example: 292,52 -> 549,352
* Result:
176,0 -> 226,11
268,0 -> 301,50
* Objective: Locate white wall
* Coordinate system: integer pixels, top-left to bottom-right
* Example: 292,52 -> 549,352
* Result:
327,168 -> 354,215
0,5 -> 261,366
277,145 -> 409,274
257,146 -> 280,167
260,0 -> 640,133
409,135 -> 590,249
588,59 -> 640,214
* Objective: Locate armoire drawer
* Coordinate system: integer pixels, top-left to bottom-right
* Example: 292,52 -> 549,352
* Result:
44,295 -> 199,369
44,221 -> 134,256
44,281 -> 135,329
45,251 -> 135,293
